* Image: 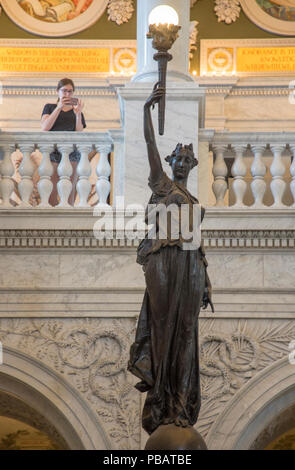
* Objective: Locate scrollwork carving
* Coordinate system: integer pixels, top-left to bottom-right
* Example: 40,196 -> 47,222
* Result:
0,318 -> 140,450
198,320 -> 295,437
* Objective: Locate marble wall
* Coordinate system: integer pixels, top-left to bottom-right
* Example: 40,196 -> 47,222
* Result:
0,209 -> 295,449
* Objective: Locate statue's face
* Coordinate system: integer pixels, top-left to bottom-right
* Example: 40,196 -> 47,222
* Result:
171,151 -> 193,181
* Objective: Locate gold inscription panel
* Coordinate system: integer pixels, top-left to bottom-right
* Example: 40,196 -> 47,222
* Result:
237,47 -> 295,73
0,47 -> 110,73
201,39 -> 295,76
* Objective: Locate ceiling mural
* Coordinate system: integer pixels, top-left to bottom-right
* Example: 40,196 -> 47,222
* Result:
240,0 -> 295,34
0,0 -> 134,34
17,0 -> 94,23
0,0 -> 294,36
256,0 -> 295,21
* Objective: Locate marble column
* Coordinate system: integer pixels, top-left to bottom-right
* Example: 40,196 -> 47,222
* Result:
118,0 -> 205,207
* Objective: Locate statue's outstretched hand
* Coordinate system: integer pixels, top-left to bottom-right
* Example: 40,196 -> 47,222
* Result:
202,287 -> 215,313
145,82 -> 165,110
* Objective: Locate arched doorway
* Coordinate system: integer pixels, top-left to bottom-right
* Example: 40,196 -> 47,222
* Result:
251,402 -> 295,450
0,347 -> 111,450
0,414 -> 63,450
206,358 -> 295,450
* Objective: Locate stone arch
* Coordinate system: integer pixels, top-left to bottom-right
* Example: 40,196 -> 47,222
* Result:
0,347 -> 111,450
206,357 -> 295,450
0,391 -> 69,449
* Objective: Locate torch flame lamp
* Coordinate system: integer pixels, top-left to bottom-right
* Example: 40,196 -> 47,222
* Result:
147,6 -> 181,135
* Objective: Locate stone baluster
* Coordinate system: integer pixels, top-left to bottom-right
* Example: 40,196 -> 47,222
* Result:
212,145 -> 228,207
231,144 -> 247,208
0,144 -> 15,208
250,145 -> 267,208
96,144 -> 112,207
37,144 -> 54,208
76,145 -> 92,208
57,144 -> 73,208
289,145 -> 295,207
270,145 -> 286,208
18,144 -> 35,207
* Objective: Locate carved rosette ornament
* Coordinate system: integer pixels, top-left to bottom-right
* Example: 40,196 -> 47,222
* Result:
214,0 -> 241,24
107,0 -> 134,25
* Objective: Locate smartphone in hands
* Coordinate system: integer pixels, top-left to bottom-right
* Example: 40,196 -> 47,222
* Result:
70,97 -> 79,106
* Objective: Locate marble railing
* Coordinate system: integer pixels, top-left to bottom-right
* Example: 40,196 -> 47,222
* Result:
205,132 -> 295,209
0,131 -> 118,209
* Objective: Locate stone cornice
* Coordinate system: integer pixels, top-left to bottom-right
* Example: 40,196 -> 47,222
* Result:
0,229 -> 294,251
2,87 -> 116,97
204,87 -> 292,97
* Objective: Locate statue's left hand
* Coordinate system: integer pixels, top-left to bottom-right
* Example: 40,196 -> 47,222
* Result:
202,288 -> 214,313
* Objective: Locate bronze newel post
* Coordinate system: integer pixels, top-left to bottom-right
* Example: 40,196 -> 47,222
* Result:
147,23 -> 181,135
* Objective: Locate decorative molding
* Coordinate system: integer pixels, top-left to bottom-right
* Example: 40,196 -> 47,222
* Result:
202,230 -> 295,249
107,0 -> 135,25
189,20 -> 199,61
0,317 -> 294,448
2,87 -> 116,97
214,0 -> 241,24
0,229 -> 294,250
198,319 -> 295,438
7,83 -> 290,97
201,85 -> 293,97
0,38 -> 137,48
0,318 -> 140,450
3,85 -> 116,96
229,88 -> 292,97
191,0 -> 241,24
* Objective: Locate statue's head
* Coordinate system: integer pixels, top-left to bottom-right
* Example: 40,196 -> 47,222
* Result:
165,143 -> 198,182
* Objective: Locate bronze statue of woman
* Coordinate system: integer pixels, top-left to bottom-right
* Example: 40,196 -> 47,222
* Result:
128,84 -> 214,438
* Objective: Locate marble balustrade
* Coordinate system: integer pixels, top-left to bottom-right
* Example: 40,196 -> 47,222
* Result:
206,132 -> 295,208
0,132 -> 116,209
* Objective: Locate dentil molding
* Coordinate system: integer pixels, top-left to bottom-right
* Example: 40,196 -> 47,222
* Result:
0,229 -> 294,250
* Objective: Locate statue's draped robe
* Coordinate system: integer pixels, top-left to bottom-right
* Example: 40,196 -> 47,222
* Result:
128,171 -> 211,435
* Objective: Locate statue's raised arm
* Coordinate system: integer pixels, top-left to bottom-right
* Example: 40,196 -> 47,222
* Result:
144,84 -> 165,181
